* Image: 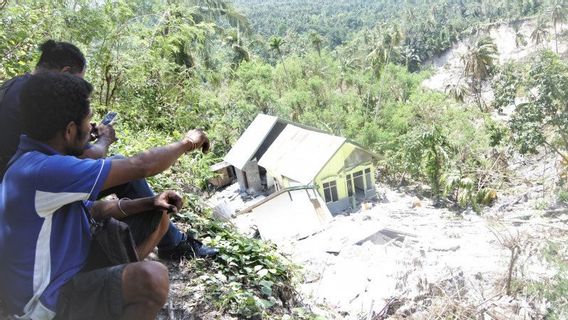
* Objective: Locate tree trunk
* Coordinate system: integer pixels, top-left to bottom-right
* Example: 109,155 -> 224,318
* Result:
554,21 -> 559,54
278,52 -> 289,79
373,46 -> 392,121
475,78 -> 485,112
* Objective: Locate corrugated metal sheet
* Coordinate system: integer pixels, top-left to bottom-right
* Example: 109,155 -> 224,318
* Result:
233,188 -> 332,244
224,114 -> 278,170
209,160 -> 231,172
258,125 -> 345,185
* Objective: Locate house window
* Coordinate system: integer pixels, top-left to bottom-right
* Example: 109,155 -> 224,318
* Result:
322,181 -> 338,203
364,168 -> 373,190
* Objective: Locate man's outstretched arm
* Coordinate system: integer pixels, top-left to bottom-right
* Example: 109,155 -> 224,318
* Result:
101,128 -> 209,190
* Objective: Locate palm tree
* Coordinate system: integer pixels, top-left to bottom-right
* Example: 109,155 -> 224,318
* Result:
370,25 -> 403,119
550,0 -> 568,54
269,36 -> 289,78
512,22 -> 527,48
401,46 -> 421,71
383,25 -> 403,66
194,0 -> 251,34
367,44 -> 388,80
309,32 -> 323,58
445,82 -> 468,103
224,29 -> 250,66
462,36 -> 498,111
530,17 -> 550,47
338,56 -> 358,94
367,24 -> 402,80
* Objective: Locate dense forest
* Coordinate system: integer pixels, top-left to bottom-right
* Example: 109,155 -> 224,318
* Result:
1,0 -> 568,318
235,0 -> 544,68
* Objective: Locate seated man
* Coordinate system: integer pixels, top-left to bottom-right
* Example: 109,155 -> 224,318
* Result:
0,72 -> 210,319
0,39 -> 216,260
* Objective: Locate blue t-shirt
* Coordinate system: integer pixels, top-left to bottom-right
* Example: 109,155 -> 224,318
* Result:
0,74 -> 31,179
0,135 -> 112,319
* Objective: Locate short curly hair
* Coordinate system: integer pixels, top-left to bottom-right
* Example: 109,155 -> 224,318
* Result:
36,40 -> 86,74
20,72 -> 93,142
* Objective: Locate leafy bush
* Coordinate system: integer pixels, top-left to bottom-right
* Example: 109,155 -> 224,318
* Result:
174,206 -> 311,318
557,189 -> 568,204
510,51 -> 568,159
523,242 -> 568,319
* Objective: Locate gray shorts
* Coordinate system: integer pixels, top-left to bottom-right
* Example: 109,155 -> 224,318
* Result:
54,264 -> 126,320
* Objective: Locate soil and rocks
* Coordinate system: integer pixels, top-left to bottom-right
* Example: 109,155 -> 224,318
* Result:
153,18 -> 568,320
180,149 -> 565,320
422,18 -> 568,107
286,179 -> 562,319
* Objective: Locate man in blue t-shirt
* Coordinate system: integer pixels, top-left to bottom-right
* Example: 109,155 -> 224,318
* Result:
0,72 -> 211,319
0,40 -> 217,261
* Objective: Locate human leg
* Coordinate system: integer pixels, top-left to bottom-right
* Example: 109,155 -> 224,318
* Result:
55,265 -> 126,320
120,261 -> 169,320
123,210 -> 218,260
100,155 -> 185,250
103,156 -> 217,260
134,210 -> 170,259
55,262 -> 169,320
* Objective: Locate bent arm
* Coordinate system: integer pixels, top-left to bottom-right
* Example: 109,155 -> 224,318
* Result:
90,197 -> 156,220
90,190 -> 183,221
81,138 -> 113,159
81,124 -> 117,159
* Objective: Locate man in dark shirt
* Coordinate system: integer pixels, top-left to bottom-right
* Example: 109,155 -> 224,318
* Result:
0,74 -> 31,171
0,40 -> 217,260
0,40 -> 102,178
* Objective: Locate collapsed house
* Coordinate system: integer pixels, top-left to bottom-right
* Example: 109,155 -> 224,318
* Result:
220,113 -> 378,215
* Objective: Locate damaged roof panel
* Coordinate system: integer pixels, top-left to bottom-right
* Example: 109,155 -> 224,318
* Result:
258,125 -> 345,185
233,187 -> 332,244
224,114 -> 279,170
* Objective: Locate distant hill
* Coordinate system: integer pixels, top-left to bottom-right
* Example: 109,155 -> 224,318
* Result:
233,0 -> 403,47
232,0 -> 544,68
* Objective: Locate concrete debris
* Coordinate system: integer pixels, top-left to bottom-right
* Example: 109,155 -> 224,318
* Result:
205,147 -> 566,319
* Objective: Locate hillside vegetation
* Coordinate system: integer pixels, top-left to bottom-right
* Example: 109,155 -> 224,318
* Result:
1,0 -> 568,318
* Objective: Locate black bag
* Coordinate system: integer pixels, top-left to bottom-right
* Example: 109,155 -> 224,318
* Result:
84,217 -> 139,271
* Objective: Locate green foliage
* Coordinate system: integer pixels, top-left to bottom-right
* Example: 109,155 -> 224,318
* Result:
462,36 -> 498,111
235,0 -> 543,71
510,51 -> 568,159
409,125 -> 452,197
175,208 -> 306,318
557,189 -> 568,204
523,242 -> 568,319
492,62 -> 524,113
0,0 -> 538,314
0,3 -> 51,79
486,119 -> 510,147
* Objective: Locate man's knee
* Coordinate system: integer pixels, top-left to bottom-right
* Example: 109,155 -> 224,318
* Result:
124,261 -> 169,306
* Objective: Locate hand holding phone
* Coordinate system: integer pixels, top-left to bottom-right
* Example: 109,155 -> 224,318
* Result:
89,112 -> 118,143
101,112 -> 118,125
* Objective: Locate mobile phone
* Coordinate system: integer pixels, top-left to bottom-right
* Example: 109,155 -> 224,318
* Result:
101,112 -> 117,125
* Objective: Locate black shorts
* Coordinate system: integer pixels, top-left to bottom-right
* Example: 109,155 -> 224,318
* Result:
54,264 -> 126,320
